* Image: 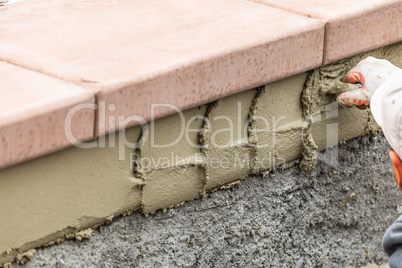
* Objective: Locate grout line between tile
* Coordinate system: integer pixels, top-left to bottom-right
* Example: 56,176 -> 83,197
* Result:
0,57 -> 99,141
245,0 -> 317,19
0,58 -> 89,89
93,95 -> 99,140
244,0 -> 328,68
322,24 -> 328,66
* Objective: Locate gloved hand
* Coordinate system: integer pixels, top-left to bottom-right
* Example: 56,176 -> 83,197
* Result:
333,56 -> 402,109
337,56 -> 402,190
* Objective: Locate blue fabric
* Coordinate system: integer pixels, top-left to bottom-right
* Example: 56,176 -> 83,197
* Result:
383,215 -> 402,268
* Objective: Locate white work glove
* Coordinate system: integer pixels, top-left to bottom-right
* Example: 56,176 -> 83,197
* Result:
339,57 -> 402,191
335,56 -> 402,109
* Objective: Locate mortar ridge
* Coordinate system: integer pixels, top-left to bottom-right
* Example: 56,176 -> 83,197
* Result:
247,86 -> 266,174
132,125 -> 147,214
199,101 -> 218,198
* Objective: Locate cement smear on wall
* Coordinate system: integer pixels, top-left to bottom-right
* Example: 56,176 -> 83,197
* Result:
300,42 -> 402,173
11,133 -> 399,268
0,41 -> 401,266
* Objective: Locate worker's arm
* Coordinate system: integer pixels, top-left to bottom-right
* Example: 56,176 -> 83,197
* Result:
382,151 -> 402,268
334,57 -> 402,186
339,57 -> 402,268
336,57 -> 402,186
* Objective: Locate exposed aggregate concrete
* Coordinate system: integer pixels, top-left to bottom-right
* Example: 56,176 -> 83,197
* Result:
13,133 -> 400,268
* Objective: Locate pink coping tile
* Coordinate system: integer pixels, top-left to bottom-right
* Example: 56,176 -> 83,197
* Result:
0,0 -> 324,136
250,0 -> 402,64
0,61 -> 95,169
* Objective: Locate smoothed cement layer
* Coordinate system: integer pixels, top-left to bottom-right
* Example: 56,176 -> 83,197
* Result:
0,129 -> 142,265
1,41 -> 401,266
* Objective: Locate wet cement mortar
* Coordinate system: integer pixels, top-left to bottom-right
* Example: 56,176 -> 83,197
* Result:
15,133 -> 402,268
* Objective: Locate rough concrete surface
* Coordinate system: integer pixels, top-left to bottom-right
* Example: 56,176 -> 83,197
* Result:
12,133 -> 400,268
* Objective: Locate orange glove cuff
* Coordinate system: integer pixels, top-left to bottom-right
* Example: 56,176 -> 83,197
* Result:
341,71 -> 365,85
389,150 -> 402,191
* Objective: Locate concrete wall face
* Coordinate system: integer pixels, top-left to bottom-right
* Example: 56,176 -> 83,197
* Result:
0,42 -> 401,265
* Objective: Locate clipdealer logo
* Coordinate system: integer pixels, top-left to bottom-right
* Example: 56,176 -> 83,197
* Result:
64,101 -> 287,160
64,101 -> 340,169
